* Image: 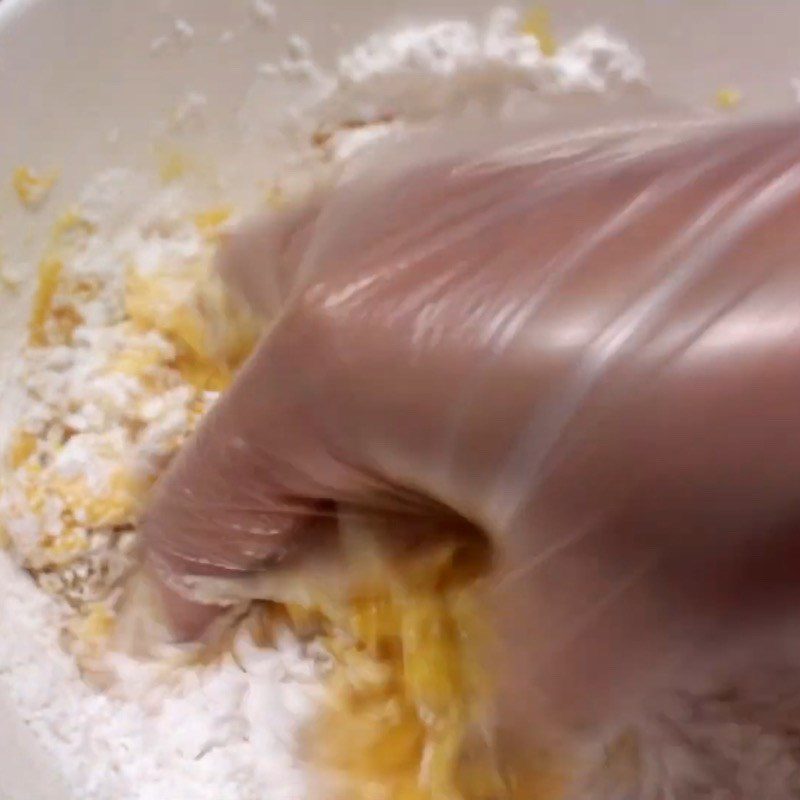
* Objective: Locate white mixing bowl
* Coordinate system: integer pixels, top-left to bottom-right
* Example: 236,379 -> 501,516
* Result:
0,1 -> 798,797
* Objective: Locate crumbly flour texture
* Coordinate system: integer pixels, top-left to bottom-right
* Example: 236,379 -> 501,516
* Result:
0,9 -> 647,800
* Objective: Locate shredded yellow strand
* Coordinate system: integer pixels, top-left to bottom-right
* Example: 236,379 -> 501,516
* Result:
521,7 -> 557,58
13,165 -> 58,208
194,206 -> 234,239
288,539 -> 566,800
715,87 -> 742,110
29,257 -> 64,345
8,430 -> 37,469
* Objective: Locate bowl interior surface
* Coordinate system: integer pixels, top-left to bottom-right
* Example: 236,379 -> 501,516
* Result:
0,1 -> 798,797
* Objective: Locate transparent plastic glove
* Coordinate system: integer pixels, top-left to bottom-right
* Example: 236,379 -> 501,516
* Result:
142,113 -> 800,748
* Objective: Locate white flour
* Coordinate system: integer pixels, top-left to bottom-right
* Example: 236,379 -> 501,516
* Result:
0,557 -> 322,800
0,9 -> 646,800
253,8 -> 644,131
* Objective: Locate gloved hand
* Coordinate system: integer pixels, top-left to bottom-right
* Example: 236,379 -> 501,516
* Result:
142,112 -> 800,748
